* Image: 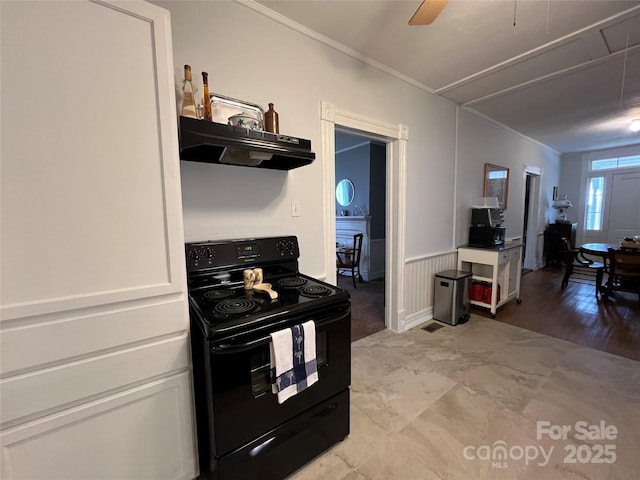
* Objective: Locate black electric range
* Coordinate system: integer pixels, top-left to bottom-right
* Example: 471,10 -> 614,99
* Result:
186,236 -> 351,480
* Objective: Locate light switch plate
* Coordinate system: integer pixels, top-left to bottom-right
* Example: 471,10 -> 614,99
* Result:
291,200 -> 301,217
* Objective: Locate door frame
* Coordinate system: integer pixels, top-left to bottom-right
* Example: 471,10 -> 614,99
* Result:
581,167 -> 640,244
605,170 -> 640,243
320,101 -> 408,332
522,164 -> 542,270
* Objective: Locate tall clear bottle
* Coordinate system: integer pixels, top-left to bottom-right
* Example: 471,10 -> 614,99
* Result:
201,71 -> 212,121
181,65 -> 197,118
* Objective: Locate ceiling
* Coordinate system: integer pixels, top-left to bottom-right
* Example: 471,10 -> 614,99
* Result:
256,0 -> 640,154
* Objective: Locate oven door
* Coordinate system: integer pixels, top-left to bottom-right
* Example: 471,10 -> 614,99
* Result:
197,303 -> 351,462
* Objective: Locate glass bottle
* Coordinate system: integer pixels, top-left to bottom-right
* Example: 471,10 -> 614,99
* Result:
181,65 -> 197,118
265,103 -> 279,133
201,71 -> 212,121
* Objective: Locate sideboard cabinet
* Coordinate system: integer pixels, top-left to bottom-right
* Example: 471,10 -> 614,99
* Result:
544,223 -> 577,267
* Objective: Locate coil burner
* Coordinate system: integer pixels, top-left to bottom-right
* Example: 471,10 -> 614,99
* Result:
213,298 -> 259,318
300,285 -> 332,298
277,277 -> 308,289
203,289 -> 236,302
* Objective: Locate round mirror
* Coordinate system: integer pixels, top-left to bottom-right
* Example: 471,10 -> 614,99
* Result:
336,179 -> 355,207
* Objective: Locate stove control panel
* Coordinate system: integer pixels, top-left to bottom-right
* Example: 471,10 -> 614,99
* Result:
187,246 -> 216,269
235,243 -> 261,260
186,236 -> 300,272
276,238 -> 297,257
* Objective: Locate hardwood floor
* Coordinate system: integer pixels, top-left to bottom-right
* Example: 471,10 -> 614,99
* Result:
337,275 -> 386,342
341,266 -> 639,360
480,267 -> 640,361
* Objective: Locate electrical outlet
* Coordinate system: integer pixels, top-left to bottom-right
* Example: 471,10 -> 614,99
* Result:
291,200 -> 301,217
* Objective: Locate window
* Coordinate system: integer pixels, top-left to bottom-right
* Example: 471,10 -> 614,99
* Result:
591,155 -> 640,171
585,177 -> 604,231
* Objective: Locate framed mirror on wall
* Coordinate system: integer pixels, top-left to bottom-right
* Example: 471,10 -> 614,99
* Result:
336,178 -> 355,207
483,163 -> 510,209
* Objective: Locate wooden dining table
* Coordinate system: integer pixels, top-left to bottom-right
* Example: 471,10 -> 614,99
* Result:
580,243 -> 620,260
578,243 -> 619,296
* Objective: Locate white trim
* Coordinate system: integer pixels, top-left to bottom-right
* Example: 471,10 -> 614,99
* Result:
405,249 -> 458,264
524,164 -> 542,175
522,164 -> 543,270
403,308 -> 432,332
453,106 -> 460,248
321,101 -> 408,333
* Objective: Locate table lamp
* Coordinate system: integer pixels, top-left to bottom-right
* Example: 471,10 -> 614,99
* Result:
552,195 -> 573,223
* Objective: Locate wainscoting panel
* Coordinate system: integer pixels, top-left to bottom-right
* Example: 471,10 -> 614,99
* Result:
403,251 -> 458,330
0,373 -> 197,480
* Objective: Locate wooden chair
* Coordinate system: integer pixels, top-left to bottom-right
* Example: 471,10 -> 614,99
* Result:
337,233 -> 364,288
605,247 -> 640,305
560,237 -> 604,298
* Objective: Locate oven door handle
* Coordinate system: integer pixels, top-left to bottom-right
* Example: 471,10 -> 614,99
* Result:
210,308 -> 350,354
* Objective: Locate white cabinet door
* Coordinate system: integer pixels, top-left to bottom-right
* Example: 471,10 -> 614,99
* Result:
0,1 -> 197,479
1,373 -> 195,480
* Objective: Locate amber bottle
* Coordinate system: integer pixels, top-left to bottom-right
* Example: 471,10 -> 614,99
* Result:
265,103 -> 279,134
201,72 -> 212,121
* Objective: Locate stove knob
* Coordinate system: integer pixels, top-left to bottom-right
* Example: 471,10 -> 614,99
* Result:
286,240 -> 295,255
204,248 -> 214,259
188,250 -> 200,261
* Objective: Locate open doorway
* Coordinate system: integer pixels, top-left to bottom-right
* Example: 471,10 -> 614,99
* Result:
334,131 -> 386,341
522,166 -> 542,271
320,100 -> 408,335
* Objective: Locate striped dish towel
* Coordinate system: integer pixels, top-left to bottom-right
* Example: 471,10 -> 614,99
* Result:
270,320 -> 318,404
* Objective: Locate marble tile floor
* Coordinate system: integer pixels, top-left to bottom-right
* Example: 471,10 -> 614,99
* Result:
290,316 -> 640,480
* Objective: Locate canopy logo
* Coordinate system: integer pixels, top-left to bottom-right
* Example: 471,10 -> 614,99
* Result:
463,440 -> 553,469
463,420 -> 618,469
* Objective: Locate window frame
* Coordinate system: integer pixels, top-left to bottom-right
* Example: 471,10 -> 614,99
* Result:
589,155 -> 640,172
584,175 -> 606,232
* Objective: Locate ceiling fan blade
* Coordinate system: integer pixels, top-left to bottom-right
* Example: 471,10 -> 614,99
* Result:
409,0 -> 448,25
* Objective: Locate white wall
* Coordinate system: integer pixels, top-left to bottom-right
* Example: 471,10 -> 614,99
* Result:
156,0 -> 561,286
559,152 -> 583,225
158,0 -> 457,277
455,109 -> 561,248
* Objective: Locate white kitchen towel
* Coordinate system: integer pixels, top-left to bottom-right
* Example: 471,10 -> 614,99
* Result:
270,320 -> 318,404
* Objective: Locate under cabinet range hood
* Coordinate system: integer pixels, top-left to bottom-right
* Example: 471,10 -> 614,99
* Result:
178,116 -> 315,170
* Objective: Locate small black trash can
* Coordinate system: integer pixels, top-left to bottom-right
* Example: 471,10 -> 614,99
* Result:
433,270 -> 472,325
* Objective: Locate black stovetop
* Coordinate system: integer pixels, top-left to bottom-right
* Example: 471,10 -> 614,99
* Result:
189,273 -> 349,340
186,237 -> 350,341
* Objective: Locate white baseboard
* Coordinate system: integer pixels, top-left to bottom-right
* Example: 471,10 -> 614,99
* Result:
402,307 -> 432,332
